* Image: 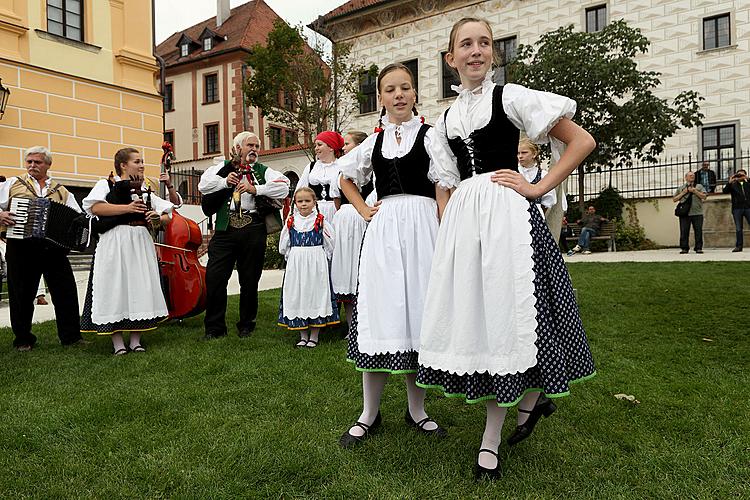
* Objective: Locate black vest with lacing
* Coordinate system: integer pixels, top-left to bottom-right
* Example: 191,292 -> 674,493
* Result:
307,161 -> 335,201
372,123 -> 435,199
340,179 -> 374,205
445,85 -> 519,181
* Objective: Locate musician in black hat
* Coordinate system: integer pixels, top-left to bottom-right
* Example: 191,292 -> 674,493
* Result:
0,146 -> 86,351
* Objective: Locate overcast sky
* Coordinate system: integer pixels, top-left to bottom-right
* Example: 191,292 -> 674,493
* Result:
155,0 -> 348,49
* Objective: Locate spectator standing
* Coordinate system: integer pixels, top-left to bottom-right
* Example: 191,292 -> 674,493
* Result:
722,169 -> 750,252
673,172 -> 707,254
695,161 -> 717,193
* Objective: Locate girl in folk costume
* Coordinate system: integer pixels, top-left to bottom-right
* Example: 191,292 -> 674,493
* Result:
296,131 -> 344,223
517,138 -> 558,215
277,187 -> 338,348
416,18 -> 597,479
337,63 -> 450,448
81,148 -> 173,356
330,131 -> 374,327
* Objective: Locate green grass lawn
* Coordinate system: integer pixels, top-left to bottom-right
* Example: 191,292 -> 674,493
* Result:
1,263 -> 748,499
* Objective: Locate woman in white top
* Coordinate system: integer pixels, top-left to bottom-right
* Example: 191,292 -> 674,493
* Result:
296,131 -> 344,224
80,148 -> 173,356
415,18 -> 597,479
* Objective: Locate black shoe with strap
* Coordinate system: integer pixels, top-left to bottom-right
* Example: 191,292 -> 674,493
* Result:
474,449 -> 501,480
339,412 -> 382,449
507,395 -> 557,446
404,409 -> 447,437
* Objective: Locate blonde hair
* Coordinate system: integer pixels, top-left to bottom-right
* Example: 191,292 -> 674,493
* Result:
446,17 -> 501,70
518,138 -> 540,161
294,186 -> 317,202
346,131 -> 368,146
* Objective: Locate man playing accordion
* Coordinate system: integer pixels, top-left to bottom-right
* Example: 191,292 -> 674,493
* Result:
0,146 -> 87,351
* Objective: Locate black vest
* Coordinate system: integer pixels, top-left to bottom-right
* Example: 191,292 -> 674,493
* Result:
445,85 -> 519,181
340,179 -> 374,205
372,123 -> 435,200
307,161 -> 335,202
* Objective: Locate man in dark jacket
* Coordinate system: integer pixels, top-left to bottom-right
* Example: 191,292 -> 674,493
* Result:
696,161 -> 717,193
722,169 -> 750,252
568,205 -> 608,255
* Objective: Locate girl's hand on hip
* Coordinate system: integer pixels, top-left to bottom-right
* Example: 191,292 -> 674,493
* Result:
491,170 -> 541,199
358,200 -> 381,222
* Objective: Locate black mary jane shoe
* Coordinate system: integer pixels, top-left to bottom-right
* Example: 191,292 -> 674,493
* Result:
507,395 -> 557,446
404,410 -> 447,438
339,412 -> 382,449
474,449 -> 501,481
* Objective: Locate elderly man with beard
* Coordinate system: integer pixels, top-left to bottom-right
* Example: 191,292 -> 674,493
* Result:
198,132 -> 289,340
0,147 -> 87,351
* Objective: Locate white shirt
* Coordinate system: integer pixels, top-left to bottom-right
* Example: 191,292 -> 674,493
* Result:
0,175 -> 82,212
337,115 -> 449,191
297,159 -> 341,199
279,211 -> 334,258
519,163 -> 557,209
429,73 -> 577,189
198,161 -> 290,212
82,176 -> 174,217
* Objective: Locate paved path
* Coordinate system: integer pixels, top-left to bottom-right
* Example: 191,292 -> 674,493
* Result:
1,249 -> 747,328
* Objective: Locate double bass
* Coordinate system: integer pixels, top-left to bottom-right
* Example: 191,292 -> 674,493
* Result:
155,142 -> 207,319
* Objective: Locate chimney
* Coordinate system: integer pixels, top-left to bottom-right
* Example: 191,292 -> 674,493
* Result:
217,0 -> 231,27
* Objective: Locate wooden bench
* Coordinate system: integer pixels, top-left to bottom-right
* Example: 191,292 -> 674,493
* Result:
565,221 -> 617,252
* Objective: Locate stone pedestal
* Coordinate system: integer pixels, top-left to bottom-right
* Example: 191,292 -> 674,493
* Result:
703,195 -> 750,248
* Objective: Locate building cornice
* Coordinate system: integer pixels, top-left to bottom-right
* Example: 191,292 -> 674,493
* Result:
311,0 -> 489,42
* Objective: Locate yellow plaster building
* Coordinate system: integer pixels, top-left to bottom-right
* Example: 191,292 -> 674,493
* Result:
0,0 -> 162,195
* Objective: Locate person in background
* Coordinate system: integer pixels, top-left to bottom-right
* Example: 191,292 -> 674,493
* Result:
568,205 -> 609,255
695,161 -> 717,194
722,169 -> 750,252
673,171 -> 707,254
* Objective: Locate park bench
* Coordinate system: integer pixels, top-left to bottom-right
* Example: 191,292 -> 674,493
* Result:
565,221 -> 617,252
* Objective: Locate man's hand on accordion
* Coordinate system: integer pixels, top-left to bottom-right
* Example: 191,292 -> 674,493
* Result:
0,211 -> 16,226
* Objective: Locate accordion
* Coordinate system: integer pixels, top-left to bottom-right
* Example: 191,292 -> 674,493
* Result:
7,197 -> 90,251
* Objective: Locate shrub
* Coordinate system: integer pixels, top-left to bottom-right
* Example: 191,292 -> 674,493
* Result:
264,232 -> 285,270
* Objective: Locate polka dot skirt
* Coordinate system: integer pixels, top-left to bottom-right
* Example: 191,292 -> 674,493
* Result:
346,297 -> 419,373
416,204 -> 596,406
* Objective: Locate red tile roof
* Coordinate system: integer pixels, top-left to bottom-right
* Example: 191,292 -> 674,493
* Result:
156,0 -> 285,68
317,0 -> 391,22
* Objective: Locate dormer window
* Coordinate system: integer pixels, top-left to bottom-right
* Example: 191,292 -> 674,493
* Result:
181,43 -> 189,57
176,34 -> 198,58
203,38 -> 212,51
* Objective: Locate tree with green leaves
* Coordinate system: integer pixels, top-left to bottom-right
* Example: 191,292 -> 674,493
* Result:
244,20 -> 364,158
508,20 -> 704,219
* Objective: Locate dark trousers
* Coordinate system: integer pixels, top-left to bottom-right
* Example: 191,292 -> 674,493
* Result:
6,239 -> 81,347
203,222 -> 267,336
732,208 -> 750,248
679,215 -> 703,251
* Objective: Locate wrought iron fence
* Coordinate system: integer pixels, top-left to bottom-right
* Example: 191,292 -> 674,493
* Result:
170,168 -> 204,205
566,151 -> 750,200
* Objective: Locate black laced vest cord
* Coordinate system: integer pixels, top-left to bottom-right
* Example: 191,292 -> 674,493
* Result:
307,161 -> 335,202
445,85 -> 520,181
371,123 -> 436,200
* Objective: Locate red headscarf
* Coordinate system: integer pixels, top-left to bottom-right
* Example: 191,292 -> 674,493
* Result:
315,131 -> 344,156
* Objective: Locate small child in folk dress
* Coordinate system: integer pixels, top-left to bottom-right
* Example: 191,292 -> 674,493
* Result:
277,187 -> 339,348
81,148 -> 173,355
517,138 -> 557,215
337,63 -> 449,448
330,131 -> 374,328
416,18 -> 597,479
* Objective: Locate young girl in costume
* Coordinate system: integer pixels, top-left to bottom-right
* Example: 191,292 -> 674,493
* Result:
337,63 -> 450,448
277,187 -> 338,348
81,148 -> 173,355
416,18 -> 597,479
330,131 -> 373,327
296,131 -> 344,223
517,138 -> 557,214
